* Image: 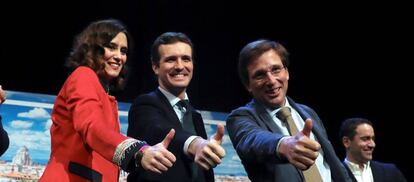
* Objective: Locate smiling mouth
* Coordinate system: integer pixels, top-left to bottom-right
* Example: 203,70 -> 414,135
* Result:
108,62 -> 122,69
266,87 -> 280,94
171,72 -> 188,78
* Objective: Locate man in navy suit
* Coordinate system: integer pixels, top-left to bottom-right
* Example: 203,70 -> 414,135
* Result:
339,117 -> 407,182
127,32 -> 225,182
226,39 -> 351,182
0,85 -> 9,156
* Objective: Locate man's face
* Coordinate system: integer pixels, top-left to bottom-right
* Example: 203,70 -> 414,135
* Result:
246,50 -> 289,109
152,42 -> 193,96
343,123 -> 376,165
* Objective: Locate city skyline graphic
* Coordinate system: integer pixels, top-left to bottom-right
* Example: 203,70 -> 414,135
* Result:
0,90 -> 247,181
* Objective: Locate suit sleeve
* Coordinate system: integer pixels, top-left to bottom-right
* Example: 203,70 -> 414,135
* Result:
226,108 -> 287,163
0,116 -> 9,156
391,164 -> 407,182
384,163 -> 407,182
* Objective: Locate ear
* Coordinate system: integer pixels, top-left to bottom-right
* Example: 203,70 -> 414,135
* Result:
286,67 -> 289,81
152,63 -> 159,75
342,136 -> 351,148
245,82 -> 252,93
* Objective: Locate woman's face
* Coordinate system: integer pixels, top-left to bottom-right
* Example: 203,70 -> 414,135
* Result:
101,32 -> 128,82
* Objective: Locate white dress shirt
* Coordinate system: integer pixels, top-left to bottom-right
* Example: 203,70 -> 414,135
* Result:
158,87 -> 198,155
344,158 -> 373,182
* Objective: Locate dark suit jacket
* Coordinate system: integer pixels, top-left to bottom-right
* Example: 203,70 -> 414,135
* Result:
0,115 -> 9,156
127,89 -> 214,182
343,160 -> 407,182
226,97 -> 351,182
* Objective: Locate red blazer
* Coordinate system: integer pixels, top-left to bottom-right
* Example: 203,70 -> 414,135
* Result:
40,66 -> 131,182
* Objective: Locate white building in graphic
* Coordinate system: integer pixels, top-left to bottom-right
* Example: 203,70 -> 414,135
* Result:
0,146 -> 42,181
12,146 -> 32,166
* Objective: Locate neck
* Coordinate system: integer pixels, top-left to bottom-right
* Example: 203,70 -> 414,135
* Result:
161,86 -> 186,99
99,78 -> 110,94
346,155 -> 368,168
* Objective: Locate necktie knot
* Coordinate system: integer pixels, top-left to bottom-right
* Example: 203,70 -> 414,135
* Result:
276,107 -> 292,123
276,106 -> 298,135
177,100 -> 190,112
177,99 -> 196,135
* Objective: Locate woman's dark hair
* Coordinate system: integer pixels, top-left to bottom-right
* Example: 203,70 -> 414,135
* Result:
65,19 -> 133,90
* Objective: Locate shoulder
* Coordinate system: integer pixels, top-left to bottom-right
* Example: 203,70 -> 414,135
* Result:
61,66 -> 103,95
288,97 -> 320,118
71,66 -> 96,77
130,91 -> 169,111
371,160 -> 404,175
228,100 -> 256,116
371,160 -> 406,181
132,91 -> 159,104
288,97 -> 315,112
371,160 -> 398,169
66,66 -> 98,83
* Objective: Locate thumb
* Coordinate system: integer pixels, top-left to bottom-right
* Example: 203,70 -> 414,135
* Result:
162,129 -> 175,147
301,119 -> 313,137
213,123 -> 225,142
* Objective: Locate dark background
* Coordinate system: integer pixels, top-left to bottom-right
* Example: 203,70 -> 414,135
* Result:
1,0 -> 412,180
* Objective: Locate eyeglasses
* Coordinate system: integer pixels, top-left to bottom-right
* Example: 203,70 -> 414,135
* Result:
251,66 -> 286,82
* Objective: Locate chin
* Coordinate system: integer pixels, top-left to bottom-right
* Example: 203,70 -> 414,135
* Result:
171,81 -> 189,87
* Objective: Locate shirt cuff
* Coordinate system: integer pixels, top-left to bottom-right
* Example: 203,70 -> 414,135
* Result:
112,138 -> 147,171
276,136 -> 289,158
184,135 -> 199,156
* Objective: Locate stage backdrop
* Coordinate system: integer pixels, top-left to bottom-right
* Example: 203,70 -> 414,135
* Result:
0,91 -> 247,181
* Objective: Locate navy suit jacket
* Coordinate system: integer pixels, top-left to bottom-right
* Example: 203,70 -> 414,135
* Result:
343,160 -> 407,182
127,89 -> 214,182
0,115 -> 9,156
226,97 -> 351,182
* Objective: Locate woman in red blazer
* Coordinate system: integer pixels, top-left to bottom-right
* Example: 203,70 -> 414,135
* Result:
40,19 -> 176,182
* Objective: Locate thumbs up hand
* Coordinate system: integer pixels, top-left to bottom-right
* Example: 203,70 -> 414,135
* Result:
210,123 -> 225,144
278,118 -> 321,170
301,118 -> 313,137
140,129 -> 177,173
0,85 -> 6,104
188,123 -> 226,170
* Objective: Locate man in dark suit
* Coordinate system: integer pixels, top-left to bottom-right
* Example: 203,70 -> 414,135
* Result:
127,32 -> 225,182
339,117 -> 407,182
0,85 -> 9,156
226,39 -> 351,182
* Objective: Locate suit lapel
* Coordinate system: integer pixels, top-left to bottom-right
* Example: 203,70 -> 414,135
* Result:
370,161 -> 381,182
154,89 -> 182,127
192,111 -> 208,139
342,161 -> 358,182
251,100 -> 281,133
155,89 -> 207,139
288,98 -> 327,146
289,98 -> 332,154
